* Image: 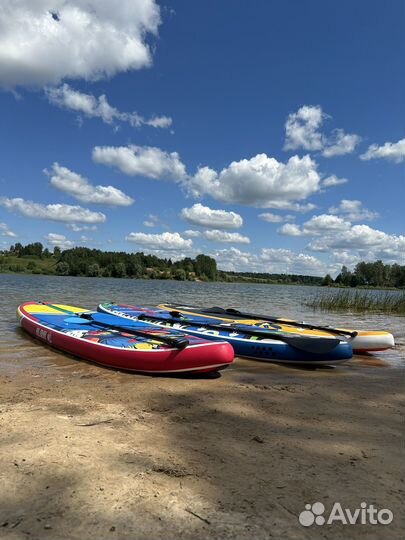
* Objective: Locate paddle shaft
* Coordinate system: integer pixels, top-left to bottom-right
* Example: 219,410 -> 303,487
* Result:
173,305 -> 357,339
39,302 -> 189,349
137,313 -> 344,354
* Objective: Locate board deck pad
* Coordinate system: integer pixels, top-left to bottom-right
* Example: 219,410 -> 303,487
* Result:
98,303 -> 354,364
17,302 -> 235,374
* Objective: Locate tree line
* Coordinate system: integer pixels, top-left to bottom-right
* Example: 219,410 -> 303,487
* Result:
1,242 -> 404,288
322,261 -> 405,288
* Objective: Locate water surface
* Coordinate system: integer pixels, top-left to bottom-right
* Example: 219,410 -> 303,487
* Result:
1,274 -> 403,374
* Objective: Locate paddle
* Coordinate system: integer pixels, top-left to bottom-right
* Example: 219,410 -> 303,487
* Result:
137,313 -> 345,354
38,302 -> 189,349
171,305 -> 357,339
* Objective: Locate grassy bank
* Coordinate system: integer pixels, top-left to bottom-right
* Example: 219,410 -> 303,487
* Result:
305,290 -> 405,314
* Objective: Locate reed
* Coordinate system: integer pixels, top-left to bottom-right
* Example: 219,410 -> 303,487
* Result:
306,290 -> 405,314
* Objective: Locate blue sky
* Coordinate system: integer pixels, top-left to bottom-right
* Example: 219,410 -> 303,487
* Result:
0,0 -> 404,275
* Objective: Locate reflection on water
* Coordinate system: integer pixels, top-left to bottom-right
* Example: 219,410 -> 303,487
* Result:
1,274 -> 404,375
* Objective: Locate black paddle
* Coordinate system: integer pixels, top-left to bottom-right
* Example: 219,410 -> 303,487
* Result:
138,313 -> 345,354
167,304 -> 357,339
39,302 -> 189,349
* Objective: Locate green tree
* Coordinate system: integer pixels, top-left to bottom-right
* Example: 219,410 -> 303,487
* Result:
88,263 -> 101,277
321,274 -> 333,286
173,268 -> 186,281
112,262 -> 126,278
126,261 -> 143,278
195,254 -> 217,280
12,243 -> 24,257
56,262 -> 70,275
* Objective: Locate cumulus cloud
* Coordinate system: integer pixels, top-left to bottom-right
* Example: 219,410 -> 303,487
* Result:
308,225 -> 405,263
360,138 -> 405,163
45,233 -> 75,250
126,231 -> 192,251
186,154 -> 321,208
202,230 -> 250,244
329,199 -> 378,221
93,145 -> 187,181
143,214 -> 159,227
278,223 -> 302,236
66,223 -> 97,232
284,105 -> 361,157
93,144 -> 323,210
0,197 -> 106,223
284,105 -> 326,151
0,0 -> 161,88
304,214 -> 350,233
181,203 -> 243,230
322,130 -> 362,157
183,230 -> 202,238
46,84 -> 172,129
211,246 -> 326,275
279,214 -> 350,237
322,175 -> 349,187
0,222 -> 17,238
46,163 -> 134,206
260,248 -> 325,275
211,247 -> 258,272
264,201 -> 317,213
259,212 -> 295,223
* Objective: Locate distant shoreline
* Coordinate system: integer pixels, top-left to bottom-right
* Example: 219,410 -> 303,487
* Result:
2,243 -> 404,290
1,270 -> 404,293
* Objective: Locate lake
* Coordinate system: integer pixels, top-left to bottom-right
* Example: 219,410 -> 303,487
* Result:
1,273 -> 404,373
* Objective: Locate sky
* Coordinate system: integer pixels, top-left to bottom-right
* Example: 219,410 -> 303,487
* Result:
0,0 -> 404,276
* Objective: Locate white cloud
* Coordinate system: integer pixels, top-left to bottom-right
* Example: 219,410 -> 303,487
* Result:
258,212 -> 287,223
308,225 -> 405,264
46,84 -> 172,129
0,222 -> 17,238
258,212 -> 294,223
183,230 -> 202,238
260,248 -> 325,275
284,105 -> 326,151
186,154 -> 321,208
93,145 -> 187,181
203,230 -> 250,244
279,214 -> 350,237
0,0 -> 161,88
181,203 -> 243,230
0,197 -> 106,223
210,246 -> 326,275
322,175 -> 348,187
264,201 -> 317,213
329,199 -> 378,221
45,233 -> 75,250
322,130 -> 362,157
360,138 -> 405,163
66,223 -> 97,232
93,145 -> 322,211
302,214 -> 351,234
284,105 -> 361,157
143,214 -> 159,227
211,247 -> 258,272
46,163 -> 134,206
278,223 -> 302,236
126,231 -> 192,251
331,250 -> 363,269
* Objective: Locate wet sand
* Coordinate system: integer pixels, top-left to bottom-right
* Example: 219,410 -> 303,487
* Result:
0,346 -> 404,540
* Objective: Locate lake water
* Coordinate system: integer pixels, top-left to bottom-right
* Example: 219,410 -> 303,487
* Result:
1,274 -> 404,373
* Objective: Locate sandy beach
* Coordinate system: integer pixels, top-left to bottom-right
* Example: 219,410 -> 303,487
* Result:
0,347 -> 404,540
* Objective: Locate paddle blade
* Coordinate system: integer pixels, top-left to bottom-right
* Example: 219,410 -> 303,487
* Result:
285,335 -> 345,354
64,316 -> 89,324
